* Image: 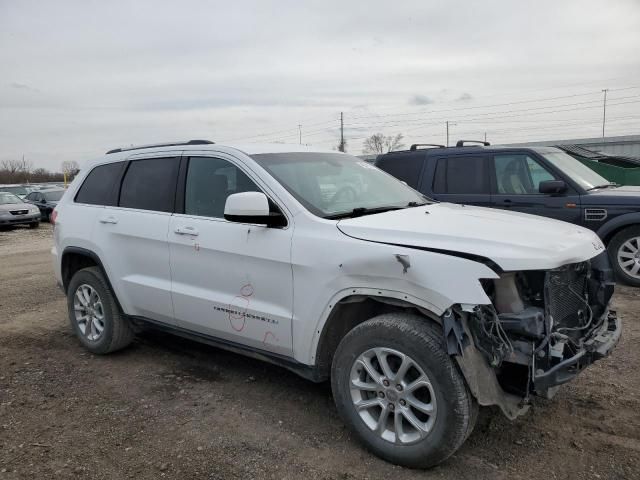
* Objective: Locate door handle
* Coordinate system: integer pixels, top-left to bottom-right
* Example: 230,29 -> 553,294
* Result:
99,216 -> 118,224
502,199 -> 513,207
174,226 -> 199,236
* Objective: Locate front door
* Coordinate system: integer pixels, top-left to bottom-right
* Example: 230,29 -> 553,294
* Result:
168,155 -> 294,356
490,153 -> 582,224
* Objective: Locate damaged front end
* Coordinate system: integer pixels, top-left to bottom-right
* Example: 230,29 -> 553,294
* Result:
446,251 -> 621,419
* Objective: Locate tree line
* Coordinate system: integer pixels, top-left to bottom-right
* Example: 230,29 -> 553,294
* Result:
0,159 -> 80,185
336,133 -> 406,155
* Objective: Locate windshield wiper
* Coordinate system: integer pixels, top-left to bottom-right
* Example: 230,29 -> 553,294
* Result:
325,205 -> 406,220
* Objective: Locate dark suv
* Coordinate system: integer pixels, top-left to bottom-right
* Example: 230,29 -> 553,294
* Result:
375,141 -> 640,286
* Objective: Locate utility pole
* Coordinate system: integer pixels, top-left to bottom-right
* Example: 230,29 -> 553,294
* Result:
601,89 -> 609,138
298,124 -> 302,145
484,132 -> 487,143
446,121 -> 456,147
339,112 -> 345,152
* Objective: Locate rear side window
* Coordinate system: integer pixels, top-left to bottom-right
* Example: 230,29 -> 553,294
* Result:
75,162 -> 125,206
119,157 -> 179,212
432,157 -> 488,194
376,156 -> 424,189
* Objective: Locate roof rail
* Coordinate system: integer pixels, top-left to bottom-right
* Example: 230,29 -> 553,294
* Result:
106,139 -> 214,155
455,140 -> 490,147
409,143 -> 445,151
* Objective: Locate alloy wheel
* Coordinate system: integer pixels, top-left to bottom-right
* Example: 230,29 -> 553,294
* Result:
617,236 -> 640,279
349,347 -> 437,445
73,284 -> 105,341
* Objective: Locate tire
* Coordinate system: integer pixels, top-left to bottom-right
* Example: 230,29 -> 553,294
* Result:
331,313 -> 477,469
28,222 -> 39,229
67,266 -> 134,354
608,225 -> 640,287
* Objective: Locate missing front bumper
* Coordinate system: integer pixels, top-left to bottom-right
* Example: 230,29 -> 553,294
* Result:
533,310 -> 621,393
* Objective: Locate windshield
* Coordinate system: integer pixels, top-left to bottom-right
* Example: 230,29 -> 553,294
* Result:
251,152 -> 428,218
539,150 -> 611,190
43,190 -> 64,201
0,192 -> 23,204
1,186 -> 28,195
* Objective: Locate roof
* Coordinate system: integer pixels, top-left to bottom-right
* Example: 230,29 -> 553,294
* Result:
104,141 -> 338,157
381,143 -> 553,157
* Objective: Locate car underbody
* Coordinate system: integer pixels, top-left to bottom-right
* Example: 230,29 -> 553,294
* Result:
450,251 -> 621,419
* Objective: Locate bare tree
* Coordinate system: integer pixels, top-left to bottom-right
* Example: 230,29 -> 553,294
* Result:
362,133 -> 405,154
0,158 -> 32,183
61,160 -> 80,175
336,139 -> 348,153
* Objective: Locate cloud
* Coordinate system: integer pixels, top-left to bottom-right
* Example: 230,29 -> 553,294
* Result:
0,0 -> 639,168
10,82 -> 38,92
409,95 -> 434,106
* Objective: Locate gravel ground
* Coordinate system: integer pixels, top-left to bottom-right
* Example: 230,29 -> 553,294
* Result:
1,224 -> 639,479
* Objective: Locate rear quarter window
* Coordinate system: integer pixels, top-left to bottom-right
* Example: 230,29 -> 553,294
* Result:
376,155 -> 424,189
75,161 -> 126,206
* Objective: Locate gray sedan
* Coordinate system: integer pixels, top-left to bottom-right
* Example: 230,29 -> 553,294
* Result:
0,192 -> 41,228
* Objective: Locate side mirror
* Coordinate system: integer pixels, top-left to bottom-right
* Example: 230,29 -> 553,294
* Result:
539,180 -> 567,195
224,192 -> 285,227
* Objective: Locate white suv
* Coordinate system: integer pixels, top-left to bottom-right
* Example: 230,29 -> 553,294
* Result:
52,140 -> 620,468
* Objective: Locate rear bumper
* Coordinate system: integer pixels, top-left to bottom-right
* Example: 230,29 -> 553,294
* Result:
534,310 -> 621,392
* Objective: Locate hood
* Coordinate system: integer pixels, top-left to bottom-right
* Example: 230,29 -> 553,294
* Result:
584,185 -> 640,206
337,203 -> 604,272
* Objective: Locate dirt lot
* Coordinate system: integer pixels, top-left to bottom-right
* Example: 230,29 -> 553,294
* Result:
1,224 -> 639,479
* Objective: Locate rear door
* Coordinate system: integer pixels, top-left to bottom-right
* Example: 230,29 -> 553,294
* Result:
168,154 -> 294,356
489,152 -> 582,223
430,155 -> 492,206
91,155 -> 179,325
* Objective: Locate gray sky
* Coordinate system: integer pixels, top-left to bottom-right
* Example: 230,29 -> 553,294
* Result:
1,0 -> 639,170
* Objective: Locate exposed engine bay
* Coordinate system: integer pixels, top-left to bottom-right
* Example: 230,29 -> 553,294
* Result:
451,251 -> 620,414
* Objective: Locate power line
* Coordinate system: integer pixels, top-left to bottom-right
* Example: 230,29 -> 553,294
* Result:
346,86 -> 640,122
346,94 -> 640,130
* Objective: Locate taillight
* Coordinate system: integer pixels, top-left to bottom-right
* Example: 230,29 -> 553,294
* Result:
51,208 -> 58,225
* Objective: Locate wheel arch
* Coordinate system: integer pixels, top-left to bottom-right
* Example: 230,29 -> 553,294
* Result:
61,247 -> 124,313
597,213 -> 640,244
311,290 -> 444,381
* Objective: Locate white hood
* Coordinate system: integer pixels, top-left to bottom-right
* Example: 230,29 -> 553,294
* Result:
337,203 -> 605,271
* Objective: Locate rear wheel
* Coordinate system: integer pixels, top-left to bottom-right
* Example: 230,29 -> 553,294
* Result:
331,312 -> 477,468
609,225 -> 640,287
67,267 -> 134,354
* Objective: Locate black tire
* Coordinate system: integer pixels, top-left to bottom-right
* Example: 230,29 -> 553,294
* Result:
67,266 -> 134,354
331,313 -> 477,469
608,225 -> 640,287
28,221 -> 39,229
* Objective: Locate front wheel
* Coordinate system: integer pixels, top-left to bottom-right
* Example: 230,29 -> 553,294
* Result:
331,313 -> 477,469
608,225 -> 640,287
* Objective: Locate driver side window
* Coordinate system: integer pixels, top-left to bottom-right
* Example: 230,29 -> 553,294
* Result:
185,157 -> 260,218
493,154 -> 555,195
